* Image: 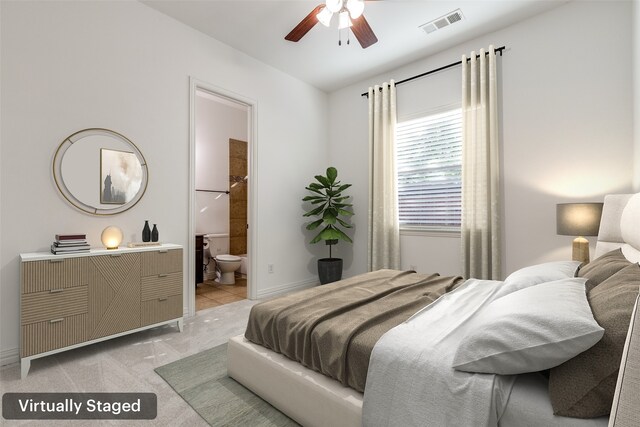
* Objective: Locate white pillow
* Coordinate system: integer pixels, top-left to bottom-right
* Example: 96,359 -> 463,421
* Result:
495,261 -> 582,300
452,278 -> 604,375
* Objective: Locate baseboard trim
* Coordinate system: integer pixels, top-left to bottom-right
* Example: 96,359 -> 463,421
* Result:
256,277 -> 318,299
1,347 -> 19,367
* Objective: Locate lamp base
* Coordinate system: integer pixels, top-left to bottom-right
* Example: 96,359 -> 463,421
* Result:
572,237 -> 590,264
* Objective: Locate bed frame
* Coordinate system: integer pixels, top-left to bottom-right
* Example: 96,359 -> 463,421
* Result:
227,336 -> 362,426
228,193 -> 640,427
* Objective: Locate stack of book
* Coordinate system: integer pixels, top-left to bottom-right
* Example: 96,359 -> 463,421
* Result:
51,234 -> 90,255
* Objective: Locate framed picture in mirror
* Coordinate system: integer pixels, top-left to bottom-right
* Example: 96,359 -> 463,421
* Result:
100,148 -> 143,205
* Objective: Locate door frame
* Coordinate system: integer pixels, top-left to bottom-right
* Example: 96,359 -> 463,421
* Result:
188,77 -> 258,317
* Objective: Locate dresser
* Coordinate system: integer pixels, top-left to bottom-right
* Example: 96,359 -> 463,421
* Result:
19,244 -> 183,378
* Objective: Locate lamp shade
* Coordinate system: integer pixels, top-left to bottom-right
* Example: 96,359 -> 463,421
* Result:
556,203 -> 604,236
101,226 -> 123,249
347,0 -> 364,19
325,0 -> 343,13
317,7 -> 333,27
338,10 -> 352,29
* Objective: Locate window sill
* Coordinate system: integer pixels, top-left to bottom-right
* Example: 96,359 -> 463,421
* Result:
400,228 -> 461,238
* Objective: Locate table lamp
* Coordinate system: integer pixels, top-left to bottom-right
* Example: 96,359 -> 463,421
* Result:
556,203 -> 604,264
101,226 -> 123,250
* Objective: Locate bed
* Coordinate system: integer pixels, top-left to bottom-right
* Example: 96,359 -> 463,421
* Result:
227,193 -> 640,426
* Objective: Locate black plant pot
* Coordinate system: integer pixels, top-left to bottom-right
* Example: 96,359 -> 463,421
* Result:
318,258 -> 343,285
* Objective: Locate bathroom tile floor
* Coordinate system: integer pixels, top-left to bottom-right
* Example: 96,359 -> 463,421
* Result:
195,276 -> 247,311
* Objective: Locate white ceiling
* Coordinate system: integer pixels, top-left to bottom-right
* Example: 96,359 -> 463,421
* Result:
142,0 -> 567,92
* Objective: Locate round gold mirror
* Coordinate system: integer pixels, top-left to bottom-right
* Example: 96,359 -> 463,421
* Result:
52,128 -> 148,215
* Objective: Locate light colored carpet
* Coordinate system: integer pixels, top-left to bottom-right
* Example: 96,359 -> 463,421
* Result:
155,343 -> 298,427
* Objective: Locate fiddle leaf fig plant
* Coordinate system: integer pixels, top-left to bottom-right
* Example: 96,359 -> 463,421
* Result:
303,167 -> 354,258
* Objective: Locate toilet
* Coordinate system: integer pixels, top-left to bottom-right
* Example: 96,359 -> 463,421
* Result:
204,233 -> 241,284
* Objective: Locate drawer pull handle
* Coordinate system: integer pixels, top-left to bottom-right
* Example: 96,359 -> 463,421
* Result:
158,250 -> 168,254
158,274 -> 168,278
110,254 -> 122,258
49,259 -> 64,264
158,298 -> 168,302
49,289 -> 64,294
49,318 -> 64,324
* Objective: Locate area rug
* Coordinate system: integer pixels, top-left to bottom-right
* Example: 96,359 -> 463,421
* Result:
155,343 -> 298,427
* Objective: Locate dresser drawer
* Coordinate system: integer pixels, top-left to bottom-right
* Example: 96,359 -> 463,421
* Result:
141,272 -> 182,301
21,258 -> 88,294
141,249 -> 182,276
21,286 -> 88,325
141,295 -> 182,326
21,313 -> 88,357
89,252 -> 140,277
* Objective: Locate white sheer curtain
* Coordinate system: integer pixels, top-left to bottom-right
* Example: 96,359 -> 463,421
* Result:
461,46 -> 501,280
367,80 -> 400,271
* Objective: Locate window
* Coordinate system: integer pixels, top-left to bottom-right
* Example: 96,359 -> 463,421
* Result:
395,107 -> 462,231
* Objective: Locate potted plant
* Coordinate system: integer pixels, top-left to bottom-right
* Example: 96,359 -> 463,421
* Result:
302,167 -> 354,284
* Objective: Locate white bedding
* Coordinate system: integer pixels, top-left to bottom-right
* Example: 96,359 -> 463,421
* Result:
363,278 -> 516,426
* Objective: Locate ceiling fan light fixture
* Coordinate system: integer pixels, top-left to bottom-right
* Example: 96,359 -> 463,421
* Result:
284,1 -> 377,49
346,0 -> 364,19
317,7 -> 333,27
325,0 -> 343,13
338,10 -> 352,29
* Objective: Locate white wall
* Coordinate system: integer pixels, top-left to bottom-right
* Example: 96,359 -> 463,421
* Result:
329,1 -> 634,279
195,94 -> 248,235
634,0 -> 640,191
0,1 -> 328,360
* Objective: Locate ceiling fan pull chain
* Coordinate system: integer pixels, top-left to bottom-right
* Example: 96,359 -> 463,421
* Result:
338,28 -> 342,46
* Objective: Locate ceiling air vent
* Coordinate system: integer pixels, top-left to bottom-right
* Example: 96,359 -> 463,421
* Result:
420,9 -> 464,35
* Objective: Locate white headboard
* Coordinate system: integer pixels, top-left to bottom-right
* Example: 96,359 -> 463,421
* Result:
596,193 -> 640,262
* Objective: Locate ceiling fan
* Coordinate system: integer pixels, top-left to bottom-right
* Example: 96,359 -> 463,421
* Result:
285,0 -> 378,49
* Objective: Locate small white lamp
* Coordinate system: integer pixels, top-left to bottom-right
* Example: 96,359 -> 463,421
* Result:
556,203 -> 604,264
101,226 -> 123,250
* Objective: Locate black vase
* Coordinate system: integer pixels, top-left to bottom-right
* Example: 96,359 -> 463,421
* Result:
142,220 -> 151,242
151,224 -> 159,242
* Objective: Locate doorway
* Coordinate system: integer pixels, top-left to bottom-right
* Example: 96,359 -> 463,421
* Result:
188,78 -> 257,316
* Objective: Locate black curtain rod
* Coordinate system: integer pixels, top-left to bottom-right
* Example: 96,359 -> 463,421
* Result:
196,189 -> 230,194
360,45 -> 506,98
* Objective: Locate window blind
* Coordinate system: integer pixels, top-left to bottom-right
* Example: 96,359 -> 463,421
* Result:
395,108 -> 462,230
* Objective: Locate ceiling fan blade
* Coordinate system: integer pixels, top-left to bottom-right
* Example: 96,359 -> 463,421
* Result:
351,14 -> 378,49
285,4 -> 325,42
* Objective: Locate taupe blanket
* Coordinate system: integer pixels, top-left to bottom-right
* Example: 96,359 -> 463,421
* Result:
245,269 -> 463,392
